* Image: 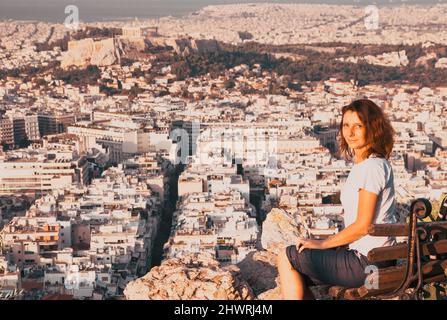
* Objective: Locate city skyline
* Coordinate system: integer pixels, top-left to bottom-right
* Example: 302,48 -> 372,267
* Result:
0,0 -> 445,22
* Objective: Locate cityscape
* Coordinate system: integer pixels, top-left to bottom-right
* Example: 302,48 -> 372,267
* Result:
0,0 -> 447,300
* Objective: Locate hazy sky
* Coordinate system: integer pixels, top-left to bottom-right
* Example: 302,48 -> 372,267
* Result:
0,0 -> 444,22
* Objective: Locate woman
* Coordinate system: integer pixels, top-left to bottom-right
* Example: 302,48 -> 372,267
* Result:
277,99 -> 398,300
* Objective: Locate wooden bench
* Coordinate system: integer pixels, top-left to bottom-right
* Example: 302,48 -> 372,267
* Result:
328,198 -> 447,300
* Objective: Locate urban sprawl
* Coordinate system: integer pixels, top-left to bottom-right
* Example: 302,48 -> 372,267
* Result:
0,3 -> 447,300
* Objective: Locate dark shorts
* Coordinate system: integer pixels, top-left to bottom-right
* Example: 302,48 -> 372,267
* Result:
285,245 -> 371,288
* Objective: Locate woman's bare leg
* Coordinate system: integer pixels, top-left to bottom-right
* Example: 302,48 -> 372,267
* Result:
277,247 -> 315,300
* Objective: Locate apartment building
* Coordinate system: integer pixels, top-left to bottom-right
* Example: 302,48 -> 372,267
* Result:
0,148 -> 89,195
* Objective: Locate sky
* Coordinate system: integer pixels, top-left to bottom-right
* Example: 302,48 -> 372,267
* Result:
0,0 -> 444,22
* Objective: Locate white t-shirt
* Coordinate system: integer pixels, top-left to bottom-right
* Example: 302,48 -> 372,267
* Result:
340,155 -> 397,257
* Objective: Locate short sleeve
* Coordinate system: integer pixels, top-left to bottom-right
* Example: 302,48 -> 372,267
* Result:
357,160 -> 386,195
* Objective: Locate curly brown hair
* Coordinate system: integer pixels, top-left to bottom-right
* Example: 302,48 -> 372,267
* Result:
338,99 -> 395,160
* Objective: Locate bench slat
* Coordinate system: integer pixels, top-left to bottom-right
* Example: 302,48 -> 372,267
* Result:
330,259 -> 447,299
350,273 -> 447,299
368,259 -> 447,286
353,282 -> 402,299
368,221 -> 447,237
367,239 -> 447,262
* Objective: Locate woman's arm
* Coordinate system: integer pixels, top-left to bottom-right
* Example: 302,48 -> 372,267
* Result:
296,188 -> 378,253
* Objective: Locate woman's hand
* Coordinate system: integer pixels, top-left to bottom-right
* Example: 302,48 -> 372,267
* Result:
296,238 -> 328,253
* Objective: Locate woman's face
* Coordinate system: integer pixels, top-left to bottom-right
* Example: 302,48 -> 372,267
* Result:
342,110 -> 368,153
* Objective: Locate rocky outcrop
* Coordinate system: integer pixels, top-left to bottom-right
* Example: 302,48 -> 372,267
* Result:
61,38 -> 123,69
236,250 -> 279,298
124,252 -> 254,300
149,37 -> 220,56
338,50 -> 409,67
260,208 -> 301,254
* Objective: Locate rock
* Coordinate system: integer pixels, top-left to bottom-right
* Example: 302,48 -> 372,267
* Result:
124,252 -> 255,300
237,250 -> 278,297
257,286 -> 281,300
236,249 -> 332,300
61,38 -> 122,69
435,57 -> 447,69
190,39 -> 220,54
149,37 -> 220,56
257,284 -> 331,300
415,51 -> 437,67
261,208 -> 301,254
338,50 -> 409,68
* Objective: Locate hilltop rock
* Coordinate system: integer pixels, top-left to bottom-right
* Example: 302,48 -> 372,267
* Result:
149,37 -> 220,56
61,38 -> 123,69
235,248 -> 330,300
338,50 -> 409,68
236,250 -> 278,297
124,252 -> 255,300
260,208 -> 302,254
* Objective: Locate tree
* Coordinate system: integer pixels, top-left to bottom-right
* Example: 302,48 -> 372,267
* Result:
238,31 -> 254,41
224,79 -> 236,89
